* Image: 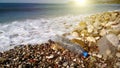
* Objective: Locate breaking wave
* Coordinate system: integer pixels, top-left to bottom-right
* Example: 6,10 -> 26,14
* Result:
0,15 -> 85,52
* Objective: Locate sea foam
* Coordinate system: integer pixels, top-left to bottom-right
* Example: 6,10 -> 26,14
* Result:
0,15 -> 85,52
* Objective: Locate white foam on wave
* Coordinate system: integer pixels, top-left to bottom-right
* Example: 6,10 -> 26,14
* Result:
0,15 -> 86,52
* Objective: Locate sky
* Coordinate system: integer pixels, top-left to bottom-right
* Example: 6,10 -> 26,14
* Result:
0,0 -> 119,3
0,0 -> 68,3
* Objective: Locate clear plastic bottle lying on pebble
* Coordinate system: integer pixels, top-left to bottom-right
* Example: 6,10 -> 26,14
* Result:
52,35 -> 89,58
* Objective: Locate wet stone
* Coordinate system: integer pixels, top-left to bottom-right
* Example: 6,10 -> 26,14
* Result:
46,54 -> 54,59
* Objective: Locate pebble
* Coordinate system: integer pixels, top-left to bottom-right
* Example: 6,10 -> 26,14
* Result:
46,54 -> 54,59
63,62 -> 68,66
96,54 -> 102,58
70,63 -> 75,67
116,62 -> 120,67
0,57 -> 6,63
18,64 -> 22,68
118,45 -> 120,50
72,32 -> 79,37
118,34 -> 120,40
87,37 -> 96,42
116,52 -> 120,58
59,57 -> 62,60
66,65 -> 70,68
57,51 -> 61,54
73,59 -> 77,61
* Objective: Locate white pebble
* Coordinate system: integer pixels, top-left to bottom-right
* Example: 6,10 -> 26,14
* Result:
97,54 -> 102,58
46,54 -> 54,59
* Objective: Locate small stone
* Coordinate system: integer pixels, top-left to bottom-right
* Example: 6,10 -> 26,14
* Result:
118,45 -> 120,50
18,64 -> 22,68
96,54 -> 102,58
6,64 -> 10,67
46,54 -> 54,59
66,65 -> 69,68
73,59 -> 77,61
59,57 -> 62,60
0,57 -> 6,63
100,29 -> 107,36
70,67 -> 74,68
105,22 -> 115,27
63,62 -> 68,66
87,25 -> 94,33
86,37 -> 96,42
118,34 -> 120,40
57,51 -> 61,54
101,64 -> 107,68
116,52 -> 120,58
48,66 -> 52,68
51,43 -> 64,51
61,67 -> 65,68
72,32 -> 79,37
95,37 -> 100,40
79,21 -> 86,29
116,62 -> 120,67
80,30 -> 89,37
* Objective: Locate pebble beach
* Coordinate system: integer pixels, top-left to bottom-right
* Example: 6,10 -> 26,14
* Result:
0,11 -> 120,68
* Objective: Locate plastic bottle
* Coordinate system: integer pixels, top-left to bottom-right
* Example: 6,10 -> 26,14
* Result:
53,35 -> 89,58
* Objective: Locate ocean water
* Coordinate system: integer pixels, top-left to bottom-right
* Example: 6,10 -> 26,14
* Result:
0,3 -> 120,23
0,3 -> 120,52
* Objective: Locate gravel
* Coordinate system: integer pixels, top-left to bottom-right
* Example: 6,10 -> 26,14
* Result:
0,40 -> 119,68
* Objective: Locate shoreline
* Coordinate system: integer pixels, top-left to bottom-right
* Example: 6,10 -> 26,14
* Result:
0,40 -> 119,68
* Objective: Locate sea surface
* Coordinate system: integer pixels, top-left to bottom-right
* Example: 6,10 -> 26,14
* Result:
0,3 -> 120,52
0,3 -> 120,23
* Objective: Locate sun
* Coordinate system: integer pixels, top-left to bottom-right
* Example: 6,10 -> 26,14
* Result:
74,0 -> 87,6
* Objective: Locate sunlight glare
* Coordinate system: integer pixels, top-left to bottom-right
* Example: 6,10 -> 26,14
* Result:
74,0 -> 87,7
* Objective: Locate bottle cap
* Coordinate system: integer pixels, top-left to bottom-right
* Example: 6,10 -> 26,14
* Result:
82,51 -> 89,58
